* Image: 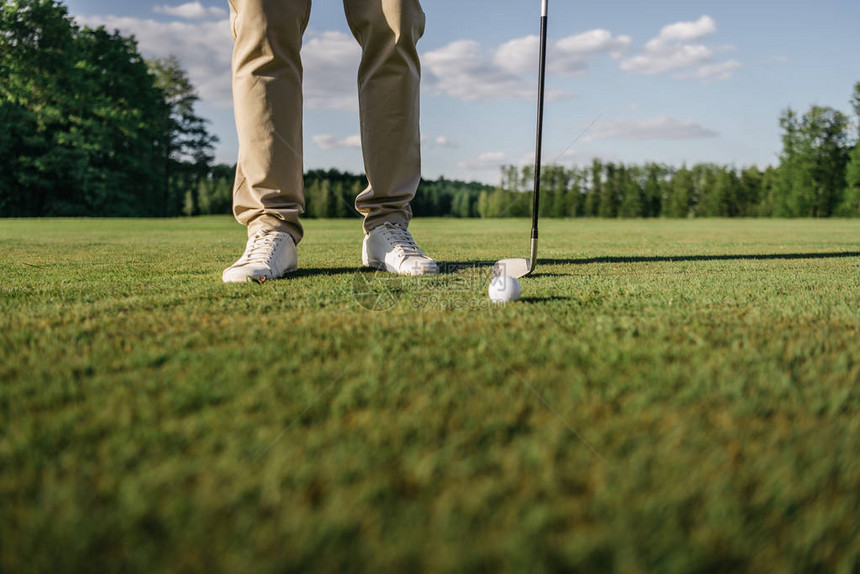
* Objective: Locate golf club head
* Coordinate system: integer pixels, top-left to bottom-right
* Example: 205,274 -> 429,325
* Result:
493,258 -> 531,279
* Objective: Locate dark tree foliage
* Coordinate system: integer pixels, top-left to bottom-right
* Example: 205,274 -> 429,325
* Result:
149,56 -> 217,216
778,106 -> 850,217
842,82 -> 860,216
0,0 -> 169,216
185,168 -> 498,219
584,159 -> 602,217
301,170 -> 494,219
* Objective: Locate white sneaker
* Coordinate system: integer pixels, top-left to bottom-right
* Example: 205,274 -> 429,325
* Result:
362,222 -> 438,276
222,230 -> 298,283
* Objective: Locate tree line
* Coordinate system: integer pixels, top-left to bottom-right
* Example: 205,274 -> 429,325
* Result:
2,0 -> 859,219
466,84 -> 859,219
152,87 -> 860,220
191,168 -> 498,219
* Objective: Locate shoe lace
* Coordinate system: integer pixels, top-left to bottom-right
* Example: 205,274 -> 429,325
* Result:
382,224 -> 423,257
241,231 -> 284,265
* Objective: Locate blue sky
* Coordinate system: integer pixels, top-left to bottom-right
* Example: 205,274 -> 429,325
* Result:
64,0 -> 860,184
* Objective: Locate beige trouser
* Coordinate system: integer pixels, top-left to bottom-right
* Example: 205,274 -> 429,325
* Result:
229,0 -> 425,244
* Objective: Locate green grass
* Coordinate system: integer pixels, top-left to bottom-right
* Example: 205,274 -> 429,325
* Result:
1,217 -> 859,573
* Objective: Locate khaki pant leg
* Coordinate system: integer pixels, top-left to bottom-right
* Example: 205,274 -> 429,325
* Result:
229,0 -> 311,244
343,0 -> 425,233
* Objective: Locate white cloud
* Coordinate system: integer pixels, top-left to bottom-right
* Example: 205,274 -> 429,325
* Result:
495,29 -> 631,77
313,134 -> 362,150
302,31 -> 361,111
457,151 -> 510,170
621,44 -> 712,75
678,60 -> 741,81
586,116 -> 719,141
435,136 -> 458,148
494,36 -> 542,76
73,14 -> 630,111
557,29 -> 632,59
424,40 -> 533,101
154,2 -> 226,20
647,15 -> 716,49
78,15 -> 234,107
620,15 -> 739,81
423,38 -> 577,102
519,151 -> 538,165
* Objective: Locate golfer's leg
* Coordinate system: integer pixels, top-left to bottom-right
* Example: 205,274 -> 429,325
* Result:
343,0 -> 425,233
230,0 -> 311,244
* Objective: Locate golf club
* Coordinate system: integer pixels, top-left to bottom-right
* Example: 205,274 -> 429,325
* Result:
493,0 -> 549,279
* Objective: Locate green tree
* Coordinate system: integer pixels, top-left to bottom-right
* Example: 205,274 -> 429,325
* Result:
0,0 -> 77,215
197,178 -> 211,214
329,181 -> 346,218
0,0 -> 171,217
306,179 -> 328,218
486,188 -> 506,218
148,56 -> 218,216
79,26 -> 171,216
842,82 -> 860,216
451,190 -> 471,217
667,167 -> 694,218
543,165 -> 568,218
210,174 -> 233,215
598,161 -> 618,218
844,155 -> 860,215
520,164 -> 535,195
739,166 -> 762,217
566,167 -> 584,217
477,190 -> 489,218
699,166 -> 739,217
756,166 -> 780,217
584,159 -> 602,217
500,165 -> 520,192
643,163 -> 665,218
689,164 -> 715,216
778,106 -> 850,217
618,165 -> 644,218
182,188 -> 194,216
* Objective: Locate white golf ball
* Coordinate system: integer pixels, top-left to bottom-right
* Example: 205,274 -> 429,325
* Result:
488,275 -> 521,303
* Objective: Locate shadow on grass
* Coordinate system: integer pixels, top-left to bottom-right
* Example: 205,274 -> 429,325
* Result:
289,251 -> 860,279
520,296 -> 573,304
449,251 -> 860,275
292,267 -> 368,278
542,251 -> 860,266
435,261 -> 494,275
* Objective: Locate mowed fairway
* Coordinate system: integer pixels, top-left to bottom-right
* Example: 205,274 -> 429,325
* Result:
1,217 -> 859,573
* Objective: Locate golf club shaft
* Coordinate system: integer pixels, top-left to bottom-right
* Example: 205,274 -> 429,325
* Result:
531,3 -> 548,237
529,0 -> 548,269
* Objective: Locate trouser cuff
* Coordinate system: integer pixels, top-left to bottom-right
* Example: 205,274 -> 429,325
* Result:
363,212 -> 411,235
247,215 -> 303,245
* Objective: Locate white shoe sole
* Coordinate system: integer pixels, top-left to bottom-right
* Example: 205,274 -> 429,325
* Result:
222,265 -> 298,284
